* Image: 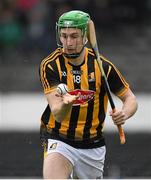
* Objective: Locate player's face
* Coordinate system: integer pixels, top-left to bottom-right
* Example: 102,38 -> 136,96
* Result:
60,28 -> 86,55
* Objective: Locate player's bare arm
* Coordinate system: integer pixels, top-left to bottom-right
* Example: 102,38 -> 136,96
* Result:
110,88 -> 138,125
46,90 -> 79,123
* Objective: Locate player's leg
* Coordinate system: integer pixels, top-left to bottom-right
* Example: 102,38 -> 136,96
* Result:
43,152 -> 73,179
43,139 -> 74,179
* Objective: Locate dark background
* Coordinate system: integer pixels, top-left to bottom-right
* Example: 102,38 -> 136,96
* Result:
0,0 -> 151,178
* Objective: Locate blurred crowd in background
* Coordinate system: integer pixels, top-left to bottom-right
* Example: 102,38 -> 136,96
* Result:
0,0 -> 151,92
0,0 -> 151,59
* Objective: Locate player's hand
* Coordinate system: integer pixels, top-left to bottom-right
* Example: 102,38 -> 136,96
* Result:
63,92 -> 80,104
56,92 -> 80,105
109,109 -> 126,125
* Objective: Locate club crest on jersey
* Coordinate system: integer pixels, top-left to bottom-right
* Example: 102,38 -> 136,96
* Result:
88,72 -> 95,82
68,89 -> 95,106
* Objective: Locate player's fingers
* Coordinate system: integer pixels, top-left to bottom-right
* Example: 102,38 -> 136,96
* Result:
113,113 -> 125,120
114,119 -> 125,125
111,111 -> 126,125
113,116 -> 126,125
110,110 -> 125,119
75,92 -> 81,99
109,110 -> 120,117
63,95 -> 77,104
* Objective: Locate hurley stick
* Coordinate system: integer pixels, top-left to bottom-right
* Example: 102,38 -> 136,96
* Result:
88,20 -> 125,144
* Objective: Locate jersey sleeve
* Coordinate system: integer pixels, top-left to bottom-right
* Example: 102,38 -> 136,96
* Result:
100,55 -> 129,97
40,60 -> 60,94
107,63 -> 129,97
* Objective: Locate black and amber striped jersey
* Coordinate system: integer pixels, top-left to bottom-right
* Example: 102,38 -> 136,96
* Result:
39,47 -> 129,148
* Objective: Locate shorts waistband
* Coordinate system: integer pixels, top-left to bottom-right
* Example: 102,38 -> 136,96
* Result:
44,132 -> 105,149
